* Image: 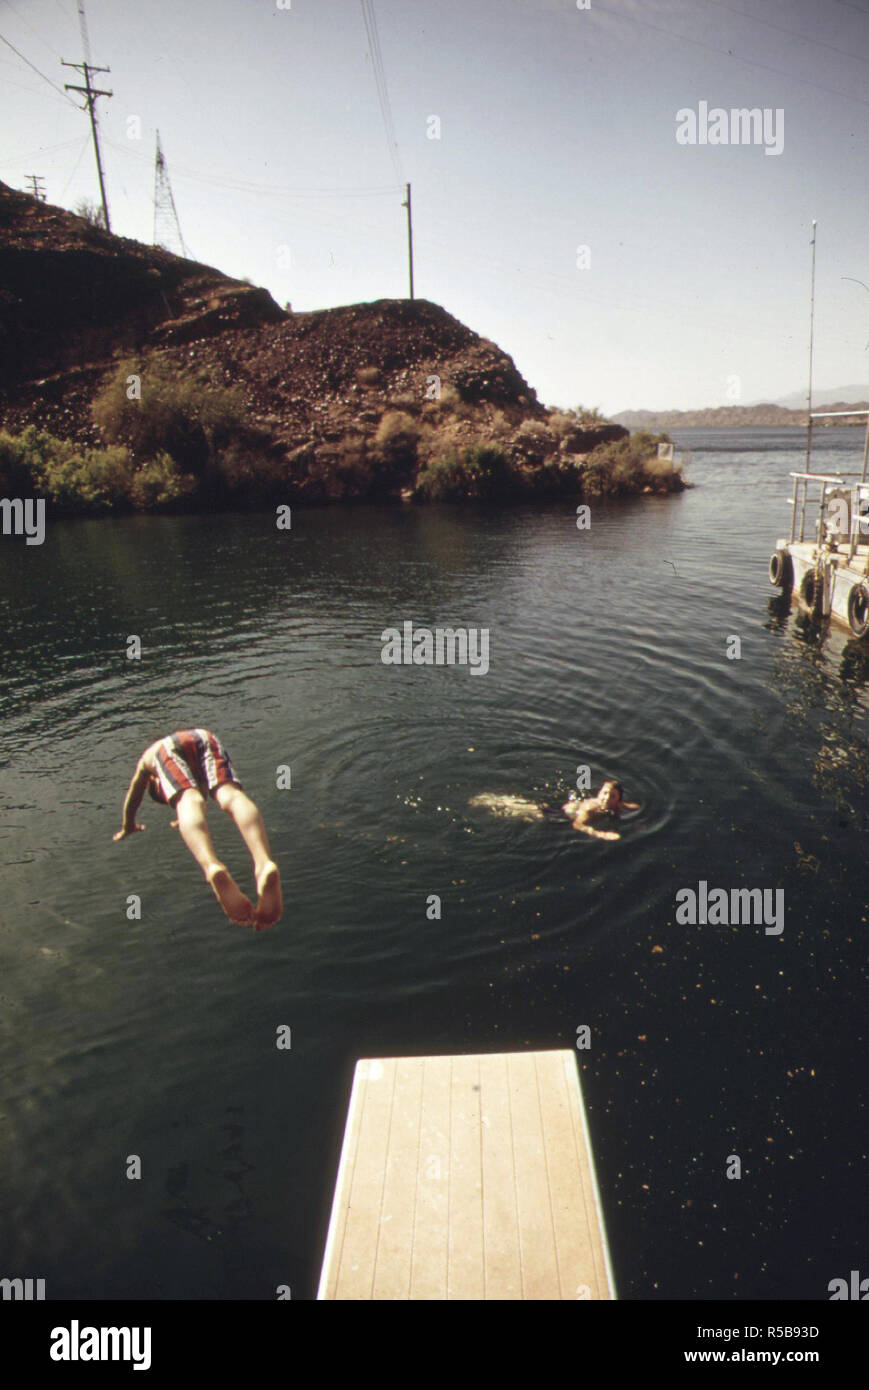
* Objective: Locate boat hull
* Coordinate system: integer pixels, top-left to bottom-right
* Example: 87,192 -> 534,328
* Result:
777,539 -> 869,635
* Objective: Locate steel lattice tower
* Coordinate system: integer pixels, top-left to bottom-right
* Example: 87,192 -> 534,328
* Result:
153,131 -> 188,257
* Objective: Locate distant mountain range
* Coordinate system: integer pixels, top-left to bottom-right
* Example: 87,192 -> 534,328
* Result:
763,384 -> 869,409
613,387 -> 869,431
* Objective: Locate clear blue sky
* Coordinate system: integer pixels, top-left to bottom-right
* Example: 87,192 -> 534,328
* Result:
3,0 -> 869,412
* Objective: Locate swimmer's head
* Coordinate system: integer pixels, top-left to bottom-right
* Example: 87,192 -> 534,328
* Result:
597,779 -> 623,812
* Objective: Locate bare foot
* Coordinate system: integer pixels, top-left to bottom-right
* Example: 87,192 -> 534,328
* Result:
207,864 -> 254,925
254,861 -> 282,930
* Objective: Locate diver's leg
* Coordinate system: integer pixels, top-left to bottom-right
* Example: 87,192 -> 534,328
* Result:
175,788 -> 254,924
214,783 -> 282,927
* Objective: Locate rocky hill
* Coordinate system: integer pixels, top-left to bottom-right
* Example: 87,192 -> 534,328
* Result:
0,180 -> 678,508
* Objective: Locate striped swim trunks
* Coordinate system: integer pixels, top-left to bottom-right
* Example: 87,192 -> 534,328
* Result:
148,729 -> 242,805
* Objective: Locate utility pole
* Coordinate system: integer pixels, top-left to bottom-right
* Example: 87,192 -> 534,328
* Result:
805,219 -> 817,473
26,176 -> 46,201
402,181 -> 414,300
62,59 -> 112,232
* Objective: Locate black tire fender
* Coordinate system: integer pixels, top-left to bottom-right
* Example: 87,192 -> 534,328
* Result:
800,568 -> 823,616
847,582 -> 869,638
769,549 -> 793,590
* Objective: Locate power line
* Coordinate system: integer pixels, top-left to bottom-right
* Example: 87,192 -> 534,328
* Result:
1,136 -> 84,167
359,0 -> 403,184
2,0 -> 64,62
595,1 -> 869,112
103,137 -> 402,198
0,30 -> 78,104
705,0 -> 869,70
60,133 -> 91,198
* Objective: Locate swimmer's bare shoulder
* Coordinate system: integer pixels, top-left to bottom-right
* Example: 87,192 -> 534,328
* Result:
562,779 -> 638,840
562,796 -> 620,841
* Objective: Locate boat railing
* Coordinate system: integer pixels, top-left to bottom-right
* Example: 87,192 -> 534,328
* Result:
788,471 -> 869,560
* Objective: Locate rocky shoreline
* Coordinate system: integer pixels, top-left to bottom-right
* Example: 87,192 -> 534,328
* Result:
0,181 -> 684,512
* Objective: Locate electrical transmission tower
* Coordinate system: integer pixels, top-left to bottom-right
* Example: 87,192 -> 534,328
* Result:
26,176 -> 46,201
153,132 -> 188,257
62,58 -> 112,231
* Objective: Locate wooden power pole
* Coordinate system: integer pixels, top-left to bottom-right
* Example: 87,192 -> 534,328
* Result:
62,59 -> 112,232
402,182 -> 414,300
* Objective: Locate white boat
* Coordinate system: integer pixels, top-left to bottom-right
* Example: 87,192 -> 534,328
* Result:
770,462 -> 869,636
768,221 -> 869,637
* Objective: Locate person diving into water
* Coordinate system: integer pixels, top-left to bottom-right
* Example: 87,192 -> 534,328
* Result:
113,729 -> 282,929
469,779 -> 638,841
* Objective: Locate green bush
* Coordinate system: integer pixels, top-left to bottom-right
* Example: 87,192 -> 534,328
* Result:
127,452 -> 197,511
0,426 -> 133,512
415,442 -> 512,501
373,410 -> 420,487
92,358 -> 255,480
0,425 -> 49,494
36,441 -> 134,514
582,430 -> 680,497
0,426 -> 202,514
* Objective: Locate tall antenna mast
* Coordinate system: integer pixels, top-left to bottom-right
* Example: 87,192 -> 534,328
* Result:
806,219 -> 817,472
153,131 -> 188,257
77,0 -> 93,66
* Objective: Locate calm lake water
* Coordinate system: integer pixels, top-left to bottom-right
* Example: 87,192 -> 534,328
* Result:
2,426 -> 868,1300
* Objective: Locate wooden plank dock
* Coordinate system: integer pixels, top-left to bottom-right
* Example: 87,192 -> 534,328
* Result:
317,1049 -> 615,1300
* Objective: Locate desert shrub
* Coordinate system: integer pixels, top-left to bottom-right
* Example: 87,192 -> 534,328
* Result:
92,358 -> 254,480
582,430 -> 680,497
374,410 -> 420,485
387,392 -> 420,413
573,404 -> 606,424
128,452 -> 197,511
415,442 -> 512,501
36,442 -> 134,514
421,382 -> 462,415
513,419 -> 555,465
332,433 -> 373,496
0,425 -> 50,494
414,447 -> 465,500
74,198 -> 106,229
0,426 -> 133,510
375,410 -> 419,450
0,426 -> 207,514
547,411 -> 577,440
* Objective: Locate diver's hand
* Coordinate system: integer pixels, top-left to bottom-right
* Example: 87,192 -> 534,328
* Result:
113,823 -> 145,841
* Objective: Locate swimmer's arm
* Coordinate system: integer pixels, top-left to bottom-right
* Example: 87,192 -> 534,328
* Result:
113,759 -> 149,840
569,803 -> 620,841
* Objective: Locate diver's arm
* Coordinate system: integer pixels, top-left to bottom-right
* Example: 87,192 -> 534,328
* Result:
113,759 -> 150,840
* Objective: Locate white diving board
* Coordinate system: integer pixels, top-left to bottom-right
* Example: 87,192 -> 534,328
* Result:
317,1049 -> 615,1301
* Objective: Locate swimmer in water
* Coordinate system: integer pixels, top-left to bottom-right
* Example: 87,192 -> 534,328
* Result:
112,729 -> 282,929
561,779 -> 639,841
470,778 -> 638,839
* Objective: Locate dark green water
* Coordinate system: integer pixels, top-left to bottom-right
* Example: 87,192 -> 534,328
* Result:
1,427 -> 868,1299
